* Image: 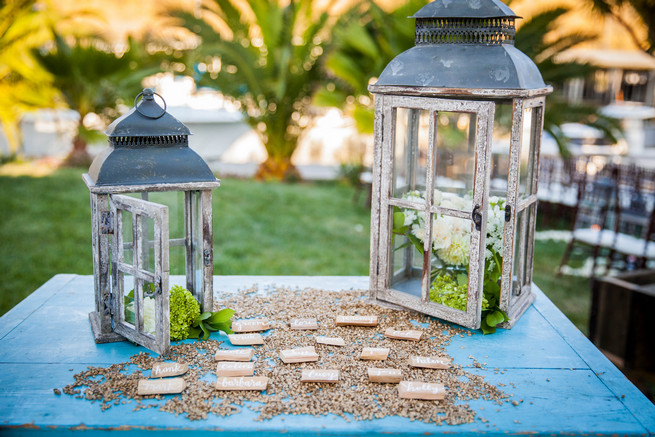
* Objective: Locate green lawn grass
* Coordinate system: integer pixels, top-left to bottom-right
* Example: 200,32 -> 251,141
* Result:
0,166 -> 589,334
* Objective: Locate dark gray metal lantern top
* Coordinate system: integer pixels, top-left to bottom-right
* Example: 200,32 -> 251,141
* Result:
372,0 -> 547,92
87,88 -> 216,187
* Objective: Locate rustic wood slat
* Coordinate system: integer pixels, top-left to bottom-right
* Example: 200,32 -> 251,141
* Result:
137,377 -> 186,395
398,381 -> 446,400
215,349 -> 254,362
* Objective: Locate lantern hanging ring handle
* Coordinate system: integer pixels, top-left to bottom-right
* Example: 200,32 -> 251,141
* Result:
134,89 -> 167,119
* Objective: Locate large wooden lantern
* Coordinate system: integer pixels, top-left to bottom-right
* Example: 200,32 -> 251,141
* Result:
84,89 -> 220,354
368,0 -> 552,331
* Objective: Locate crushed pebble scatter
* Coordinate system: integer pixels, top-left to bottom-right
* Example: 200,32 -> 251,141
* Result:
60,287 -> 510,424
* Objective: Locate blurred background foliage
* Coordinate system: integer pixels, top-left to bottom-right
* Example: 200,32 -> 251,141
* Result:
1,0 -> 650,174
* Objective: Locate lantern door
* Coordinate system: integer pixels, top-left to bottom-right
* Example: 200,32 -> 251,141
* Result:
371,95 -> 494,329
110,194 -> 170,355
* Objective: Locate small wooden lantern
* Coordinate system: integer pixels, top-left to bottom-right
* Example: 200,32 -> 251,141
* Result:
368,0 -> 552,330
84,89 -> 220,354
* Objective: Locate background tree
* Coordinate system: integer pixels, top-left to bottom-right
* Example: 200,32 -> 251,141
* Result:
320,1 -> 621,158
587,0 -> 655,54
33,33 -> 161,166
0,0 -> 57,155
514,7 -> 621,156
314,0 -> 426,135
177,0 -> 346,180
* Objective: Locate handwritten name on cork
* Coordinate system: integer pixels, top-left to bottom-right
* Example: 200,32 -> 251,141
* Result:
289,317 -> 318,330
216,361 -> 255,377
301,369 -> 340,383
398,381 -> 446,400
215,376 -> 269,391
231,318 -> 270,333
360,347 -> 390,361
279,346 -> 319,363
228,333 -> 264,346
315,336 -> 346,347
137,377 -> 186,395
384,328 -> 423,341
215,348 -> 254,362
150,362 -> 188,378
335,315 -> 378,327
409,355 -> 452,369
367,368 -> 402,383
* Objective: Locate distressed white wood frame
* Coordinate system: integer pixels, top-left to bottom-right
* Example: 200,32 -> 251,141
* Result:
110,194 -> 170,355
84,174 -> 219,350
369,94 -> 495,330
498,97 -> 546,328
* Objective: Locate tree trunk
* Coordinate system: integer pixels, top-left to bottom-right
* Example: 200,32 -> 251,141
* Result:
63,134 -> 92,167
254,156 -> 301,181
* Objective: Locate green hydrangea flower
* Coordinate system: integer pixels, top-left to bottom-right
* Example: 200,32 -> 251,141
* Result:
169,285 -> 201,341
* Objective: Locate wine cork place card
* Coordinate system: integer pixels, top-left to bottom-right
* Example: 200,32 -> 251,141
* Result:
398,381 -> 446,400
301,368 -> 340,383
360,347 -> 390,361
150,362 -> 188,378
216,361 -> 255,377
232,318 -> 270,333
138,377 -> 186,395
279,346 -> 319,363
215,348 -> 254,362
215,376 -> 269,391
228,333 -> 264,346
315,336 -> 346,347
409,355 -> 452,369
289,317 -> 319,330
384,328 -> 423,341
335,315 -> 378,327
368,368 -> 402,383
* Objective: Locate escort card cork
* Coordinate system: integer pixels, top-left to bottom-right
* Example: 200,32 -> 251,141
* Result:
71,0 -> 552,420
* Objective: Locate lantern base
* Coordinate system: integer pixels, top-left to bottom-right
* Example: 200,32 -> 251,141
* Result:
89,312 -> 125,344
499,287 -> 536,329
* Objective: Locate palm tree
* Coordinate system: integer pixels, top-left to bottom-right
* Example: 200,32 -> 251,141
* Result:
587,0 -> 654,54
32,33 -> 161,166
514,7 -> 621,156
177,0 -> 345,180
0,0 -> 57,155
320,1 -> 620,157
315,0 -> 427,135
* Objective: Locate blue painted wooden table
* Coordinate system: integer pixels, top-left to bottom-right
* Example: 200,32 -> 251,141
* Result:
1,274 -> 654,436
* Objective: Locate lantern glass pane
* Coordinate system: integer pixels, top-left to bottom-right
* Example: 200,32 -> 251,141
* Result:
122,210 -> 134,267
519,107 -> 539,197
143,216 -> 156,274
147,192 -> 186,275
122,274 -> 135,328
393,108 -> 430,199
389,206 -> 423,298
429,214 -> 475,312
490,102 -> 513,198
434,112 -> 475,205
511,203 -> 535,297
193,192 -> 203,295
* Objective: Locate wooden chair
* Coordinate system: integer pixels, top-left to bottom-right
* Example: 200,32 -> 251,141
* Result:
557,163 -> 619,277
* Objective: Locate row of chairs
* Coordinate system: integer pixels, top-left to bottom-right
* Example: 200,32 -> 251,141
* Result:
554,158 -> 655,276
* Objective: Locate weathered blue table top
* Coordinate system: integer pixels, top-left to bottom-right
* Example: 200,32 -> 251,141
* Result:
1,274 -> 653,436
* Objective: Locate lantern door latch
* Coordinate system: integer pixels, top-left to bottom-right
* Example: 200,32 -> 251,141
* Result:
505,204 -> 511,222
101,211 -> 114,234
472,204 -> 482,231
203,249 -> 212,266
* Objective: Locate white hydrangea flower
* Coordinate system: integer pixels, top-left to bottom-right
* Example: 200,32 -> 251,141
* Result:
125,296 -> 156,336
403,209 -> 417,227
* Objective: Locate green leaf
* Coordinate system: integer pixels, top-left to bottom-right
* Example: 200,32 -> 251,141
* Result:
393,211 -> 405,231
198,312 -> 212,321
199,321 -> 210,340
208,308 -> 235,324
456,273 -> 468,287
485,310 -> 504,328
480,318 -> 497,335
207,321 -> 233,335
187,326 -> 202,339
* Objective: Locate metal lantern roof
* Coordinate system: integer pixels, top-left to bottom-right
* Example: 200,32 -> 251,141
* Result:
372,0 -> 547,92
87,89 -> 216,187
